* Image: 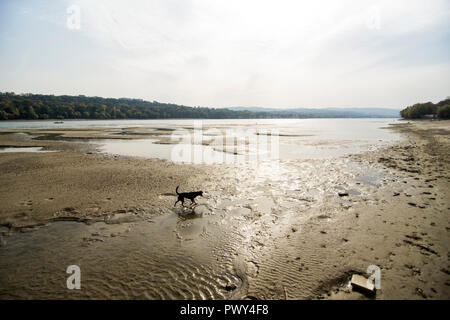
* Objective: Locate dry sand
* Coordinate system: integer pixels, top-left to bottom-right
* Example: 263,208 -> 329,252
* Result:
0,120 -> 448,300
0,133 -> 209,228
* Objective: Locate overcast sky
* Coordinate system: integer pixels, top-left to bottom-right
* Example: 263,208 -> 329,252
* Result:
0,0 -> 449,109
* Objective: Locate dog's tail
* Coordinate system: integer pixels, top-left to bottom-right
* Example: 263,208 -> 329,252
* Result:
176,186 -> 180,194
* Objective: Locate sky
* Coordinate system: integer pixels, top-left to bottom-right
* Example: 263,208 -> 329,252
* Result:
0,0 -> 449,109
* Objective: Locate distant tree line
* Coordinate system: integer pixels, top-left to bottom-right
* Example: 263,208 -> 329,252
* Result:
0,92 -> 408,120
0,92 -> 298,120
400,98 -> 450,119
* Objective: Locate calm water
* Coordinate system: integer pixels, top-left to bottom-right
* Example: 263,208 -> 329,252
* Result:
0,147 -> 51,153
0,118 -> 402,161
0,118 -> 400,136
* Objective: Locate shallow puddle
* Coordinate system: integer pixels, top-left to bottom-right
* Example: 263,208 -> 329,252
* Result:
0,210 -> 243,299
0,147 -> 55,153
356,168 -> 386,187
95,139 -> 248,164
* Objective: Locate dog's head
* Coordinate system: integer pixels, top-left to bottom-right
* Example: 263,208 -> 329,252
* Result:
199,191 -> 204,196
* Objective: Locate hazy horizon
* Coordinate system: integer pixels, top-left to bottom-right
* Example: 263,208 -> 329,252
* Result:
1,0 -> 449,109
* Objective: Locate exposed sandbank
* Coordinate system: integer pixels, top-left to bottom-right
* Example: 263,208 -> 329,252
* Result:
0,120 -> 448,299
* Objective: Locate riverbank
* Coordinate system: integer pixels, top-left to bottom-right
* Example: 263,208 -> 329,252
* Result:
315,120 -> 450,299
0,120 -> 448,299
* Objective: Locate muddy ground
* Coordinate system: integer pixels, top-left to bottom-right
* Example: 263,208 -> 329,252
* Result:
0,120 -> 448,299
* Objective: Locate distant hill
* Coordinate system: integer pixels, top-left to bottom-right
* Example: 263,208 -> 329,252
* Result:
229,106 -> 401,118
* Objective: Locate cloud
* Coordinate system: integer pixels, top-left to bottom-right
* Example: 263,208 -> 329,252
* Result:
2,0 -> 449,107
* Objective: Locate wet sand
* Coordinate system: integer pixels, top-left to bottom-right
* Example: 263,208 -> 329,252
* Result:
0,120 -> 449,299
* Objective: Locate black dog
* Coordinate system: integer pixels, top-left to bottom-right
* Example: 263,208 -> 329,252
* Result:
174,186 -> 203,207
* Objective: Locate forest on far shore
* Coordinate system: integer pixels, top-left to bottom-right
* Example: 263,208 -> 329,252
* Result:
0,92 -> 399,120
0,92 -> 268,120
400,98 -> 450,119
2,92 -> 448,120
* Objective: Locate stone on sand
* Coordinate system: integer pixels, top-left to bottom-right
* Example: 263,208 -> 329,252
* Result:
350,274 -> 375,295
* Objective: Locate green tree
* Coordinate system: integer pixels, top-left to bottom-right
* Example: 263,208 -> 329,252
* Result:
27,106 -> 39,119
437,105 -> 450,119
0,110 -> 8,120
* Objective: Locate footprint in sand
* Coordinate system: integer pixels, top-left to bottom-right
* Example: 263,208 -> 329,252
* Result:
20,200 -> 33,206
14,212 -> 28,219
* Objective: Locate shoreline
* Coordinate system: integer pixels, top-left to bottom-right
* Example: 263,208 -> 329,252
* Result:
0,120 -> 448,299
0,117 -> 402,122
315,120 -> 450,299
